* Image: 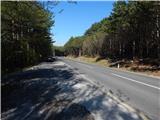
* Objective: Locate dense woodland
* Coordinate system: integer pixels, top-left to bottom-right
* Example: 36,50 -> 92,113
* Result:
53,46 -> 65,56
1,1 -> 160,75
64,1 -> 160,61
1,1 -> 54,75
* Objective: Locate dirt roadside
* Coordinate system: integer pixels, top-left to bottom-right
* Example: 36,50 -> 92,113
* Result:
67,56 -> 160,77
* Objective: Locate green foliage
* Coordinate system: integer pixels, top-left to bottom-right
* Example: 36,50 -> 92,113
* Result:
1,1 -> 54,75
64,36 -> 84,56
53,46 -> 65,56
65,1 -> 160,60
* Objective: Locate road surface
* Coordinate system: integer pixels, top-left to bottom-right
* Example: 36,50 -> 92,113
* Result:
60,58 -> 160,120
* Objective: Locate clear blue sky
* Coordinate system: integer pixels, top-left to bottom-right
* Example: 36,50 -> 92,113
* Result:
51,1 -> 114,46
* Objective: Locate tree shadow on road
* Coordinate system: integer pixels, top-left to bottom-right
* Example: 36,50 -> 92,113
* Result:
2,62 -> 143,120
2,62 -> 94,120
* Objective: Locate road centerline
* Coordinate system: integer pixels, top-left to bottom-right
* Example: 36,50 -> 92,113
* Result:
111,73 -> 160,90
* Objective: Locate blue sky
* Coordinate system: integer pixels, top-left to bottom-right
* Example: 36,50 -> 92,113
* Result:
51,1 -> 114,46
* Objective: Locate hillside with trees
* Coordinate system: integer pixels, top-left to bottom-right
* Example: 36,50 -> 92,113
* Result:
1,1 -> 54,75
64,1 -> 160,63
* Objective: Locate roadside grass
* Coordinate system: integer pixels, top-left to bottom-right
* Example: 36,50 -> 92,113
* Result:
67,56 -> 110,66
66,56 -> 160,77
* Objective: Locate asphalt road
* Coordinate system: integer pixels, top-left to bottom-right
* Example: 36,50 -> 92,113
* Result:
60,58 -> 160,120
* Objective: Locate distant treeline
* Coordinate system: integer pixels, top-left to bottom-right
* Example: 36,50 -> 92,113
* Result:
2,1 -> 54,75
53,46 -> 65,56
64,1 -> 160,60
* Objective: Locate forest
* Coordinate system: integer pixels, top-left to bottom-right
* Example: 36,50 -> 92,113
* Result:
1,2 -> 159,120
64,1 -> 160,61
2,1 -> 160,76
1,1 -> 54,75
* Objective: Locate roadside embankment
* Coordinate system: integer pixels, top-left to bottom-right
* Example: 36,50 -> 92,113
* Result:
66,56 -> 160,77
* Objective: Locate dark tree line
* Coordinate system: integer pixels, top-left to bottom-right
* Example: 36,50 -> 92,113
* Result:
53,46 -> 65,56
1,1 -> 54,75
64,1 -> 160,61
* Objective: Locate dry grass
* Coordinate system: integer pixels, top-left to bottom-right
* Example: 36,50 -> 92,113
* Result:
67,56 -> 160,77
68,56 -> 110,67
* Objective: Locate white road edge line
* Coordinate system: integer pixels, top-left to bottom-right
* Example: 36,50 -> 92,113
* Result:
112,73 -> 160,90
76,62 -> 93,69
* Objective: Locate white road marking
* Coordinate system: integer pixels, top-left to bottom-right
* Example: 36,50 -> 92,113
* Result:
76,61 -> 93,69
112,73 -> 160,90
66,58 -> 94,69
